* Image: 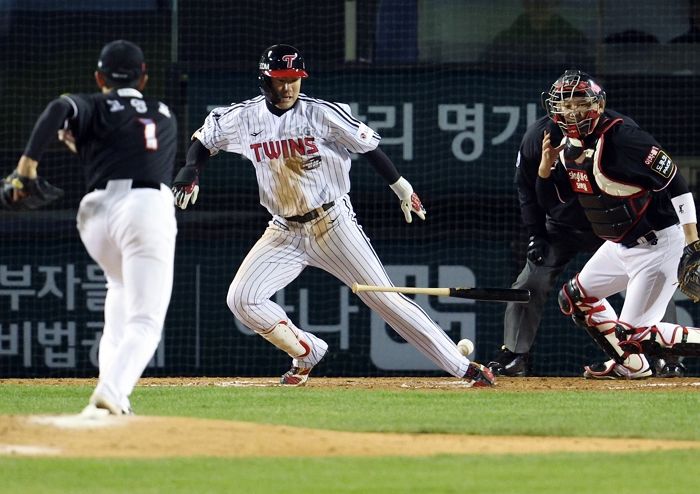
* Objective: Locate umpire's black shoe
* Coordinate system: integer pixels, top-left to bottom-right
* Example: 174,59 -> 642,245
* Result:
657,361 -> 687,378
651,356 -> 687,378
487,346 -> 531,377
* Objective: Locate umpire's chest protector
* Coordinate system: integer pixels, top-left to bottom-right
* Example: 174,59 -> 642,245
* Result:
559,118 -> 652,243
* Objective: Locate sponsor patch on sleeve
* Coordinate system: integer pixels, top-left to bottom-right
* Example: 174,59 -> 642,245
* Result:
355,123 -> 373,144
645,147 -> 675,178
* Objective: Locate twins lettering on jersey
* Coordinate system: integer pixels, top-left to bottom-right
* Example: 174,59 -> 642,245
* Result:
249,136 -> 319,163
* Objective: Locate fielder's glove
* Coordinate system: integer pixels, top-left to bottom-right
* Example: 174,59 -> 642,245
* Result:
389,176 -> 426,223
526,235 -> 549,265
0,170 -> 64,211
171,165 -> 199,210
677,239 -> 700,302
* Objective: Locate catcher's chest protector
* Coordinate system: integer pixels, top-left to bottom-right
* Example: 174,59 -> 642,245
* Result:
559,119 -> 653,243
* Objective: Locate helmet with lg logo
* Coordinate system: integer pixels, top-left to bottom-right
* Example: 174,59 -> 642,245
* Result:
542,69 -> 606,139
258,44 -> 308,103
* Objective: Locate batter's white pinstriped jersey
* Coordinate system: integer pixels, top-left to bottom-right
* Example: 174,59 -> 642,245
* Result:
195,94 -> 380,218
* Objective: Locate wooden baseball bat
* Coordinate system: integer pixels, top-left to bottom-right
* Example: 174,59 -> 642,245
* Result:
351,283 -> 530,303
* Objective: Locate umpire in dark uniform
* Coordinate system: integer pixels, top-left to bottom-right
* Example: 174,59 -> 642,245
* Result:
9,40 -> 178,414
488,114 -> 683,377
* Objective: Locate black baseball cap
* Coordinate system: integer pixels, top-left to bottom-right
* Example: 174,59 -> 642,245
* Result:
96,40 -> 145,83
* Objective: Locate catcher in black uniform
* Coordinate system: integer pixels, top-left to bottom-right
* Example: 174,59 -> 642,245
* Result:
535,70 -> 700,378
489,114 -> 684,378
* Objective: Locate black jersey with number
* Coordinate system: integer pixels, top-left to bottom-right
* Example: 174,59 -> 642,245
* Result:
62,88 -> 176,191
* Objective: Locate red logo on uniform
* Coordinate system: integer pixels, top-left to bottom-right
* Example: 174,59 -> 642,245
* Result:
282,54 -> 297,68
644,146 -> 660,166
568,169 -> 594,194
250,136 -> 318,162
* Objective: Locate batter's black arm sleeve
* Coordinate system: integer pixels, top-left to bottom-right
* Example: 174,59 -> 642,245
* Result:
666,170 -> 691,198
23,98 -> 74,160
185,138 -> 211,173
362,147 -> 401,184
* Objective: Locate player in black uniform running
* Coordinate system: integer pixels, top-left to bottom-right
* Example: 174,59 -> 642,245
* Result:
489,113 -> 684,378
9,40 -> 177,414
535,70 -> 699,378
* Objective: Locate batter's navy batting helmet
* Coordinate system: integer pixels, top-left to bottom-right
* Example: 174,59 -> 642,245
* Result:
542,69 -> 606,139
97,39 -> 146,87
258,44 -> 308,103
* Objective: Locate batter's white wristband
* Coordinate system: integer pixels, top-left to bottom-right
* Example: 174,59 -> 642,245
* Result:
390,176 -> 413,200
671,192 -> 697,225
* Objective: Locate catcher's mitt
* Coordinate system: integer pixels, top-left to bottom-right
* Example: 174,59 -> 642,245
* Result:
677,239 -> 700,302
0,171 -> 64,211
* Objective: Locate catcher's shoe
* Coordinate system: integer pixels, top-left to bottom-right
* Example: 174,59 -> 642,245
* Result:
487,345 -> 531,377
463,362 -> 496,387
583,359 -> 652,380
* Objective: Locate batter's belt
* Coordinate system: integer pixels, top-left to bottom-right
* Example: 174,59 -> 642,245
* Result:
284,201 -> 335,223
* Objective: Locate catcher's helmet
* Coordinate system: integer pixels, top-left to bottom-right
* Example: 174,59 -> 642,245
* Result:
97,39 -> 146,87
258,44 -> 308,103
542,69 -> 606,139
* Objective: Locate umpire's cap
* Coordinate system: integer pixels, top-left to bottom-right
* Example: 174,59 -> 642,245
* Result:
97,40 -> 145,84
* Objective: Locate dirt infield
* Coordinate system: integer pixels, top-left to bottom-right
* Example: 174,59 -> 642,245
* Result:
4,375 -> 700,391
2,377 -> 699,458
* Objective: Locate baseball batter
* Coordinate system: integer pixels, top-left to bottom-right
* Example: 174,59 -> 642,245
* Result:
10,40 -> 177,413
171,44 -> 494,387
538,70 -> 700,378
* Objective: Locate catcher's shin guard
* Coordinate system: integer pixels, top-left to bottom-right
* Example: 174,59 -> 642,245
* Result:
619,323 -> 700,357
558,278 -> 628,365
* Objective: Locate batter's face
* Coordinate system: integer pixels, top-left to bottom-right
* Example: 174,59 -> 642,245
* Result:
270,77 -> 301,109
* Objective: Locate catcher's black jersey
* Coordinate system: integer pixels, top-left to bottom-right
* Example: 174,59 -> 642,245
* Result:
62,88 -> 177,191
548,111 -> 678,237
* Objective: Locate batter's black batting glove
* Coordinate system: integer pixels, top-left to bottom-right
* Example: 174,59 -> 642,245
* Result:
171,165 -> 200,210
526,235 -> 549,265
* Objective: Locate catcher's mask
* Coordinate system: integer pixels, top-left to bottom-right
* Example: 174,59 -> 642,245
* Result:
97,39 -> 146,88
542,69 -> 606,139
258,44 -> 308,104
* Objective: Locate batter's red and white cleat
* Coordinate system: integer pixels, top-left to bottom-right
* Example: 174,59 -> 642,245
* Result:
463,362 -> 496,387
280,366 -> 315,386
280,334 -> 328,386
583,359 -> 652,380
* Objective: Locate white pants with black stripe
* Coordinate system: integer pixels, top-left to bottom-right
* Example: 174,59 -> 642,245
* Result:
227,194 -> 471,378
77,180 -> 177,411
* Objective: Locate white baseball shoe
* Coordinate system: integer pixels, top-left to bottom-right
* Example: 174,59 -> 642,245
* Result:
84,391 -> 133,415
583,359 -> 652,380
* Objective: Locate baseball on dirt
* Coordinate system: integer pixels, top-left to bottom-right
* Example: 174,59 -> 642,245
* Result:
457,338 -> 475,357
